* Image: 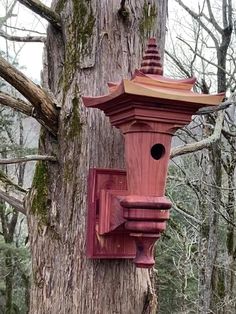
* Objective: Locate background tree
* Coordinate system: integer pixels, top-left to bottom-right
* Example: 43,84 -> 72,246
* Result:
0,1 -> 44,312
156,1 -> 236,313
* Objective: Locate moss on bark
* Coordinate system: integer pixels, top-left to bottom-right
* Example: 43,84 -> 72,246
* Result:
63,0 -> 95,92
31,161 -> 49,225
139,1 -> 158,39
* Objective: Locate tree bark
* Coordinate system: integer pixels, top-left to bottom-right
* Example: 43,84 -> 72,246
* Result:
27,1 -> 168,313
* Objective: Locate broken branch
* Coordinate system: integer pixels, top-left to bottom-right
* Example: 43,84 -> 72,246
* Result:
18,0 -> 61,30
0,91 -> 32,116
0,189 -> 25,215
0,55 -> 58,135
0,170 -> 27,193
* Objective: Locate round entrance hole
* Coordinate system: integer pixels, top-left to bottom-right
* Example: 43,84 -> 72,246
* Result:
150,144 -> 165,160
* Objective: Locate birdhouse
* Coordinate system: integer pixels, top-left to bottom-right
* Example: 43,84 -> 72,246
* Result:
83,38 -> 224,268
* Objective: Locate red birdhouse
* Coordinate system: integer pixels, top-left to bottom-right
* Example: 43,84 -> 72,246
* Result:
83,38 -> 224,268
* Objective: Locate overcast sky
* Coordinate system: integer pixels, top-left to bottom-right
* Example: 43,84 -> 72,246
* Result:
0,0 -> 51,81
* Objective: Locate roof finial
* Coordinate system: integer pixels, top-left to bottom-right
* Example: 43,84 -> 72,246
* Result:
140,38 -> 163,75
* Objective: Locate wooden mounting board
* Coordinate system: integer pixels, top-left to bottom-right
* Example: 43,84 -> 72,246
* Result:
86,168 -> 136,259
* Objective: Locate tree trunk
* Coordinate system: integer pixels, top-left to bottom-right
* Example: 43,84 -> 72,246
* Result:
27,1 -> 167,313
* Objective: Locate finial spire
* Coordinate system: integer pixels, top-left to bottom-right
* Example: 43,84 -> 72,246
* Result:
140,38 -> 163,75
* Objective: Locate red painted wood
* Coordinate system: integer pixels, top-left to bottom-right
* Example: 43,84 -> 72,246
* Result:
99,190 -> 128,235
123,208 -> 169,221
86,168 -> 136,259
131,234 -> 160,268
121,195 -> 172,209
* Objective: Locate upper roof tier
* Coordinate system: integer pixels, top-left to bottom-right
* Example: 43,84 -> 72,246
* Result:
83,38 -> 224,111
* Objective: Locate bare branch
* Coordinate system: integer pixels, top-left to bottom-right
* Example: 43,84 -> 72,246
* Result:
175,0 -> 219,49
0,189 -> 25,215
0,91 -> 32,116
2,24 -> 46,35
197,91 -> 236,114
0,30 -> 46,42
196,99 -> 234,115
165,50 -> 192,78
0,155 -> 56,164
177,36 -> 236,83
222,0 -> 228,28
205,0 -> 223,34
18,0 -> 61,30
228,0 -> 233,29
172,204 -> 201,225
0,1 -> 17,28
0,170 -> 27,193
171,111 -> 225,158
0,55 -> 58,135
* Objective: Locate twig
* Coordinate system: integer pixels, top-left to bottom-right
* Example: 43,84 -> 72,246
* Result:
18,0 -> 61,30
165,50 -> 192,78
171,204 -> 201,225
175,0 -> 219,49
177,36 -> 236,83
3,24 -> 46,35
0,189 -> 25,215
0,155 -> 56,164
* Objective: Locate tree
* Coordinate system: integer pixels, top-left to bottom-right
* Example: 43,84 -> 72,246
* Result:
158,0 -> 236,313
0,0 -> 168,313
0,4 -> 41,310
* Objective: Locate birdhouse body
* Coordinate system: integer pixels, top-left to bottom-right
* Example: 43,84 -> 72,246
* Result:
83,38 -> 224,268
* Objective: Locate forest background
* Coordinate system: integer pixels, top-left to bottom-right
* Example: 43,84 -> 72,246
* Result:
0,0 -> 235,313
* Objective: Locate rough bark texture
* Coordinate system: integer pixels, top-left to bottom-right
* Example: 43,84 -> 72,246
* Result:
27,1 -> 167,313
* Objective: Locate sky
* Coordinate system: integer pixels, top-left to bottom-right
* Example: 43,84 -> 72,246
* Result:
0,0 -> 51,81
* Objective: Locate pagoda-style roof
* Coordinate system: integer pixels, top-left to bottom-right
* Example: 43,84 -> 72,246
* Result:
83,38 -> 224,111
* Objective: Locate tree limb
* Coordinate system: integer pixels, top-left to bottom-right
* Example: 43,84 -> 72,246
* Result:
0,91 -> 32,116
0,171 -> 27,193
0,155 -> 56,164
197,91 -> 236,114
228,0 -> 233,29
205,0 -> 223,34
0,55 -> 58,136
0,30 -> 46,42
171,111 -> 225,158
196,99 -> 235,115
17,0 -> 61,30
222,0 -> 228,29
3,24 -> 46,35
0,189 -> 25,215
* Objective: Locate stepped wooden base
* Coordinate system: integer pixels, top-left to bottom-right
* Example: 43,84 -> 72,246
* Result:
86,168 -> 170,267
